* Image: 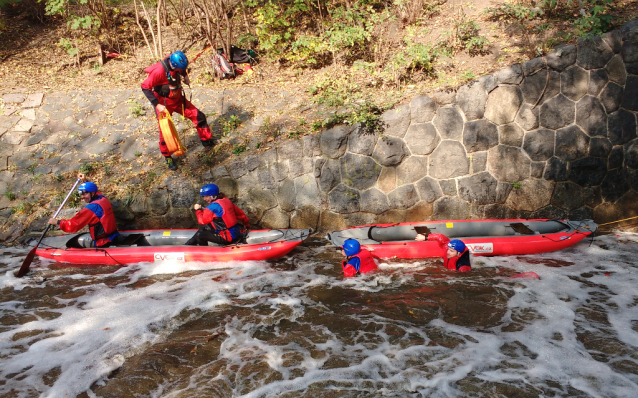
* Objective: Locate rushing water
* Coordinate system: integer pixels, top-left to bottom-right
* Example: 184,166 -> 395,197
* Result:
1,233 -> 638,398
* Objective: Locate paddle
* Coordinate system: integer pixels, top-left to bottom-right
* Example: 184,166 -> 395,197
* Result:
15,178 -> 82,278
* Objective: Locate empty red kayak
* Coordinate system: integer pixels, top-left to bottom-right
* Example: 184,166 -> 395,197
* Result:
35,229 -> 311,266
326,219 -> 597,259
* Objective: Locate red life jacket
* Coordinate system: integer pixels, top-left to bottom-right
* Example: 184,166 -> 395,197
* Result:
89,196 -> 118,246
210,197 -> 239,240
342,248 -> 377,277
444,248 -> 471,272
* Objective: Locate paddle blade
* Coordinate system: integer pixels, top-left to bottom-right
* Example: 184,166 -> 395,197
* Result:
15,246 -> 37,277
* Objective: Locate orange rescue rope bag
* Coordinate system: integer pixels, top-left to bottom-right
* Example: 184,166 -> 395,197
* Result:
158,110 -> 186,157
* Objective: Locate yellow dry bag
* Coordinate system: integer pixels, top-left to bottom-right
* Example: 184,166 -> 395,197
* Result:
158,110 -> 186,157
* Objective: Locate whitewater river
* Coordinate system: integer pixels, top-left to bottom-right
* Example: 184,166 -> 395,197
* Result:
1,232 -> 638,397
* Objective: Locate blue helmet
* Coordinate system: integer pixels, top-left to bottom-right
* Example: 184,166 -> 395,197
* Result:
169,51 -> 188,71
200,184 -> 219,197
447,239 -> 466,253
342,239 -> 361,256
78,181 -> 98,194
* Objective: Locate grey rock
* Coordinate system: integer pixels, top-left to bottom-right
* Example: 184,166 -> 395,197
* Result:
373,136 -> 408,166
544,157 -> 568,181
538,71 -> 562,104
463,119 -> 498,152
360,188 -> 390,214
569,157 -> 608,186
261,148 -> 278,164
620,18 -> 638,42
415,176 -> 443,203
531,162 -> 545,178
485,86 -> 523,125
458,172 -> 498,205
621,76 -> 638,111
320,124 -> 351,158
295,174 -> 321,208
576,95 -> 608,137
277,178 -> 296,211
621,41 -> 638,63
302,135 -> 321,157
439,179 -> 457,196
165,176 -> 196,208
149,189 -> 169,215
539,94 -> 575,130
112,103 -> 130,119
271,162 -> 289,182
494,64 -> 523,85
433,106 -> 464,140
258,169 -> 276,190
432,196 -> 470,220
479,74 -> 498,93
261,208 -> 290,229
348,128 -> 378,156
523,129 -> 555,161
3,93 -> 25,104
404,122 -> 440,155
378,166 -> 396,193
584,186 -> 602,208
551,181 -> 584,211
599,82 -> 623,114
13,118 -> 33,133
340,153 -> 381,190
314,158 -> 325,178
588,69 -> 608,96
245,154 -> 265,171
601,168 -> 630,202
555,125 -> 589,161
602,30 -> 622,53
87,142 -> 117,155
456,80 -> 487,120
546,44 -> 577,71
2,132 -> 28,145
278,139 -> 304,160
34,165 -> 51,175
605,55 -> 626,85
499,123 -> 524,146
396,156 -> 428,185
496,182 -> 513,204
429,140 -> 470,179
130,195 -> 149,216
431,89 -> 456,105
328,184 -> 360,213
523,58 -> 547,76
244,188 -> 277,221
577,36 -> 614,69
608,109 -> 637,145
487,145 -> 531,182
609,145 -> 624,169
319,159 -> 341,192
388,184 -> 419,210
471,151 -> 488,173
589,137 -> 613,158
515,104 -> 540,131
625,141 -> 638,169
212,165 -> 229,179
289,158 -> 314,179
533,205 -> 567,220
217,177 -> 238,199
506,178 -> 555,211
561,66 -> 589,101
290,205 -> 320,230
569,206 -> 594,221
228,160 -> 247,179
410,95 -> 438,123
381,104 -> 411,138
25,131 -> 46,146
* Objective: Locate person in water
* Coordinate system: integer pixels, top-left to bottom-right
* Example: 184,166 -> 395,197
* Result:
415,233 -> 471,272
341,238 -> 378,277
48,174 -> 120,248
185,183 -> 250,246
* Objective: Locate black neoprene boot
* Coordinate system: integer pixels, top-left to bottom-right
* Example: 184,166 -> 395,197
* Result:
165,156 -> 178,170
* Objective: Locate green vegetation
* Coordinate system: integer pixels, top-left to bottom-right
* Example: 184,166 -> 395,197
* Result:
4,191 -> 16,201
128,100 -> 144,117
513,182 -> 522,189
222,115 -> 242,137
79,163 -> 95,174
11,202 -> 32,215
232,143 -> 247,156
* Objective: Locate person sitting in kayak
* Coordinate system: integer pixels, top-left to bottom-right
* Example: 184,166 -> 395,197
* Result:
341,238 -> 378,277
185,183 -> 250,246
48,174 -> 120,248
415,233 -> 471,272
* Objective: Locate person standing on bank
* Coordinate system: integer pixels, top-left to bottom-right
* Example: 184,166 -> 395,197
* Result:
141,50 -> 214,171
185,184 -> 250,246
48,174 -> 120,248
415,233 -> 471,272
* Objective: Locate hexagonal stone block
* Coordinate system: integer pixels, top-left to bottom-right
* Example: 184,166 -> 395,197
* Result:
546,44 -> 577,71
561,66 -> 589,101
340,153 -> 381,190
577,35 -> 614,70
588,69 -> 608,96
396,156 -> 428,185
479,74 -> 498,93
495,64 -> 523,85
261,208 -> 290,229
456,80 -> 487,121
277,178 -> 296,211
603,30 -> 622,53
555,125 -> 589,161
485,86 -> 523,125
471,151 -> 487,173
458,171 -> 498,205
589,137 -> 613,158
621,42 -> 638,72
531,162 -> 545,178
523,57 -> 547,76
295,174 -> 321,208
463,119 -> 498,153
439,179 -> 457,196
626,141 -> 638,169
381,104 -> 411,138
539,94 -> 575,130
404,123 -> 440,155
373,136 -> 408,166
609,145 -> 624,169
320,124 -> 351,159
584,186 -> 603,208
360,188 -> 389,215
608,109 -> 637,145
601,168 -> 631,202
523,129 -> 555,161
410,95 -> 438,123
433,106 -> 464,140
576,95 -> 607,137
515,103 -> 539,131
544,157 -> 568,181
378,166 -> 396,193
621,76 -> 638,111
605,54 -> 626,85
569,157 -> 608,186
348,128 -> 378,156
328,184 -> 360,213
319,159 -> 341,192
429,140 -> 470,179
431,89 -> 456,105
498,123 -> 524,147
432,196 -> 470,220
388,184 -> 419,210
506,178 -> 555,212
599,82 -> 623,114
551,181 -> 584,211
415,176 -> 443,203
487,145 -> 531,183
290,205 -> 320,230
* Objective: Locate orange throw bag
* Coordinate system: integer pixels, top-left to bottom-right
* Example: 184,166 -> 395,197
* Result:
158,110 -> 186,157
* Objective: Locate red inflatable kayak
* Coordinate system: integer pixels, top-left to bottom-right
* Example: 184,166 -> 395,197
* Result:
326,219 -> 597,259
35,228 -> 311,266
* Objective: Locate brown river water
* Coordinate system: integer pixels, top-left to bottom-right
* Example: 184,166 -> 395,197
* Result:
1,233 -> 637,397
